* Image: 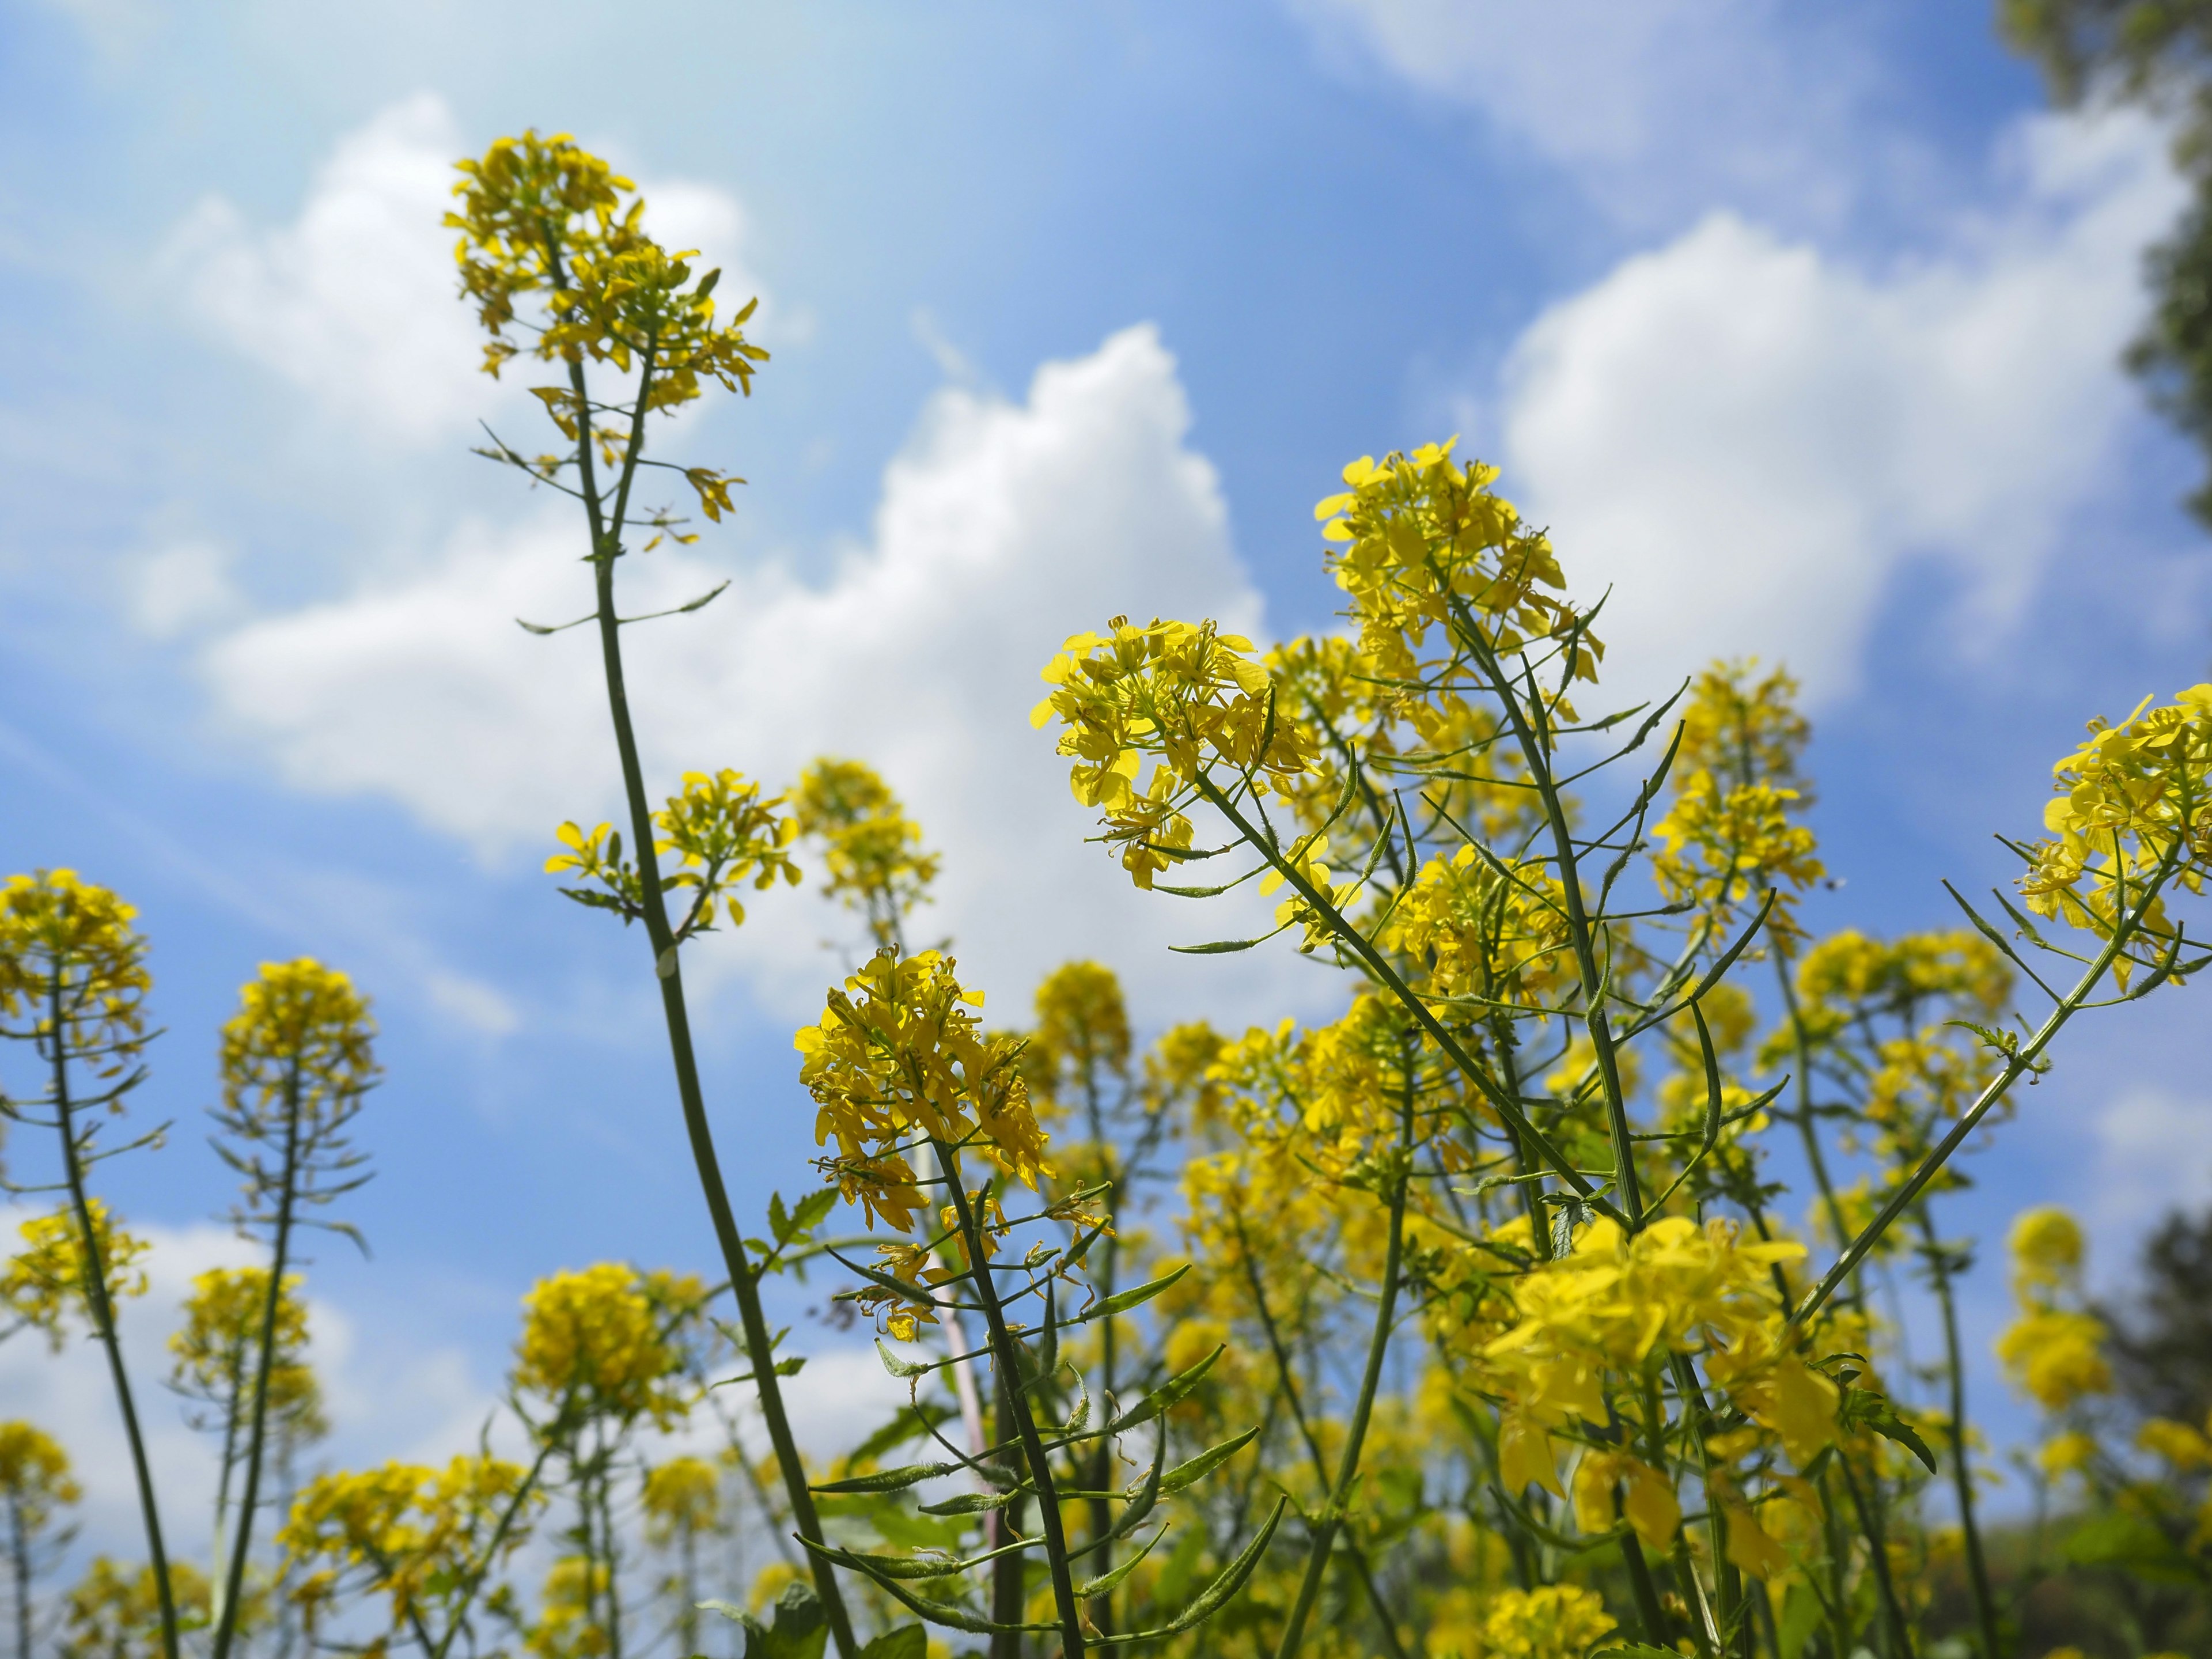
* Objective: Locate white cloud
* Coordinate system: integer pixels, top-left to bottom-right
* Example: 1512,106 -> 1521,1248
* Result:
1290,0 -> 1872,227
0,1212 -> 484,1561
203,326 -> 1314,1029
128,539 -> 242,638
2087,1086 -> 2212,1244
1495,110 -> 2181,707
162,96 -> 774,445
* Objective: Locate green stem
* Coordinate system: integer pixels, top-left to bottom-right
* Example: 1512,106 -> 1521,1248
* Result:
1916,1211 -> 2002,1659
937,1142 -> 1085,1659
1190,775 -> 1605,1217
1232,1213 -> 1411,1659
559,338 -> 857,1658
1271,1063 -> 1415,1659
211,1065 -> 305,1659
1438,590 -> 1642,1224
49,979 -> 176,1659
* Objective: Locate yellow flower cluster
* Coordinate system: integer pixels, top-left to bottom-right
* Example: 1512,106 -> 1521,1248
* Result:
793,759 -> 940,947
0,1421 -> 78,1524
794,949 -> 1049,1229
1793,930 -> 2010,1028
1676,660 -> 1813,795
449,132 -> 766,511
2020,683 -> 2212,948
0,870 -> 150,1063
169,1267 -> 323,1434
1032,617 -> 1315,887
1315,440 -> 1597,687
1653,771 -> 1824,947
640,1455 -> 720,1541
282,1454 -> 537,1640
220,959 -> 378,1118
548,769 -> 799,935
62,1559 -> 213,1659
653,769 -> 802,927
1995,1207 -> 2111,1412
512,1263 -> 703,1429
1382,845 -> 1575,1008
1427,1582 -> 1617,1659
1470,1216 -> 1831,1524
3,1199 -> 149,1349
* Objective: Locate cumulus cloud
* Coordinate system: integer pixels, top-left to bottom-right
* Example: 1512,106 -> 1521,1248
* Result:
162,95 -> 772,445
1290,0 -> 1872,227
203,326 -> 1309,1027
1495,111 -> 2180,706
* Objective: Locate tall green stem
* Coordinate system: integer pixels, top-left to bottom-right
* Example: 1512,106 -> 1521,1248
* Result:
1915,1211 -> 2002,1659
211,1065 -> 304,1659
937,1140 -> 1085,1659
50,981 -> 176,1659
559,339 -> 857,1657
1271,1067 -> 1414,1659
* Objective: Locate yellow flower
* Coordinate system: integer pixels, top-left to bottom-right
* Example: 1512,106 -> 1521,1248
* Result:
794,759 -> 940,947
0,1422 -> 78,1529
281,1455 -> 539,1642
1572,1446 -> 1681,1551
3,1200 -> 149,1350
448,131 -> 767,512
0,870 -> 151,1063
169,1267 -> 324,1441
1996,1307 -> 2111,1410
2037,1429 -> 2099,1480
2009,1206 -> 2085,1297
1676,660 -> 1813,795
221,958 -> 378,1123
794,949 -> 1051,1229
641,1456 -> 721,1541
62,1560 -> 213,1659
1653,769 -> 1824,947
1314,440 -> 1598,689
512,1263 -> 703,1429
2137,1416 -> 2212,1471
1382,846 -> 1576,1007
2018,683 -> 2212,961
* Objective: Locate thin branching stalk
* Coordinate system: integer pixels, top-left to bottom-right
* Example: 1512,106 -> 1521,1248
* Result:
1915,1213 -> 2002,1659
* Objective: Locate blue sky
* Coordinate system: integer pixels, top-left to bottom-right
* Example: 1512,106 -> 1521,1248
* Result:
3,0 -> 2209,1546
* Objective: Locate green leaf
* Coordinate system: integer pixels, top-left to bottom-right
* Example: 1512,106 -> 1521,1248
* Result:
1864,1408 -> 1936,1475
1075,1263 -> 1190,1326
810,1461 -> 960,1496
857,1627 -> 926,1659
1168,937 -> 1264,955
1108,1344 -> 1224,1434
701,1580 -> 828,1659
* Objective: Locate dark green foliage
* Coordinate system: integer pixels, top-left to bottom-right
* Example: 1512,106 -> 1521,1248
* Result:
2002,0 -> 2212,523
